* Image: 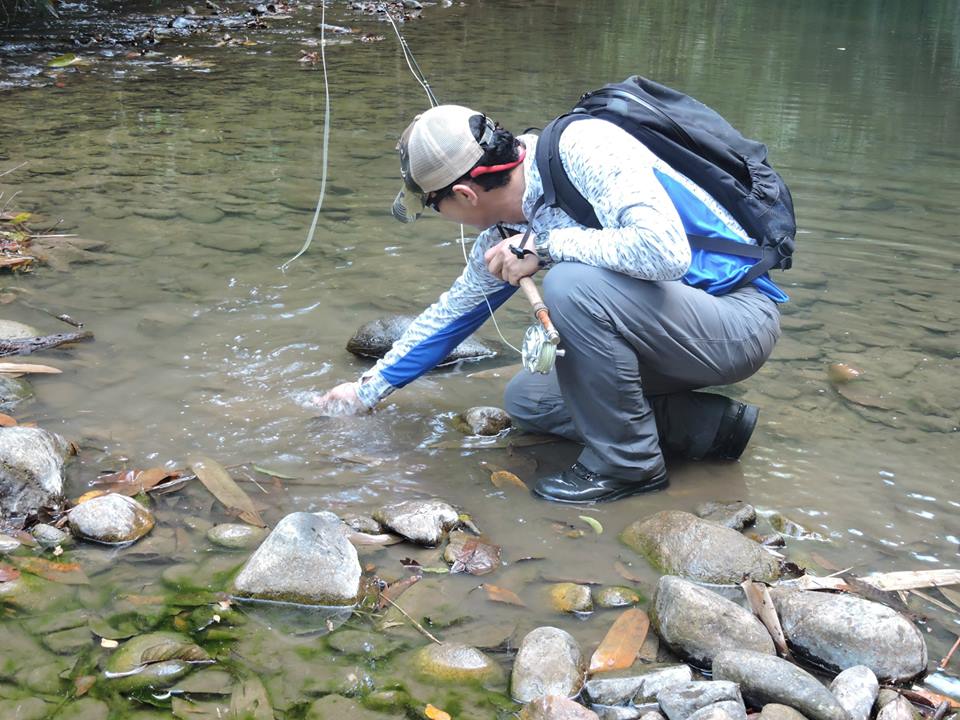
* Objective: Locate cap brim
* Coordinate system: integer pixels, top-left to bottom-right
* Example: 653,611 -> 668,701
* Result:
391,186 -> 425,224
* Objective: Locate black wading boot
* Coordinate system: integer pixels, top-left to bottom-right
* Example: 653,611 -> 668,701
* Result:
706,400 -> 759,460
532,462 -> 669,505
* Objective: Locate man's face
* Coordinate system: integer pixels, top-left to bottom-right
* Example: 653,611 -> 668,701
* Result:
431,184 -> 493,230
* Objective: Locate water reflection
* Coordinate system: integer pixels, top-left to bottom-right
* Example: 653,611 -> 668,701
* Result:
1,0 -> 959,709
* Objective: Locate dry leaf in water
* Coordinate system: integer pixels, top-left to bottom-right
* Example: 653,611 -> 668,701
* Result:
490,470 -> 527,490
10,556 -> 89,585
614,560 -> 644,583
588,608 -> 649,673
425,704 -> 452,720
0,563 -> 21,582
450,538 -> 501,576
480,583 -> 526,607
93,467 -> 181,496
190,456 -> 265,527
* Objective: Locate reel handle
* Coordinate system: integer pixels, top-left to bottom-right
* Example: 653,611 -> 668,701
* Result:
519,276 -> 559,343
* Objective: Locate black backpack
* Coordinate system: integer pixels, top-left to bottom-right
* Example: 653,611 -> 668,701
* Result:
534,76 -> 796,291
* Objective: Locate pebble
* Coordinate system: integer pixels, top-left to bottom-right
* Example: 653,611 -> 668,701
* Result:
373,498 -> 459,546
549,582 -> 594,614
68,494 -> 155,544
413,642 -> 503,685
693,501 -> 757,531
520,695 -> 600,719
657,681 -> 744,720
758,704 -> 809,720
31,523 -> 71,549
457,406 -> 512,435
206,523 -> 268,549
594,586 -> 643,608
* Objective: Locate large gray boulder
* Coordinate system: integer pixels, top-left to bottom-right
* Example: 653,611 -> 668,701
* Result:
652,576 -> 775,668
620,511 -> 780,584
232,512 -> 361,605
0,426 -> 69,519
511,627 -> 584,703
770,588 -> 927,683
712,650 -> 847,720
347,315 -> 496,365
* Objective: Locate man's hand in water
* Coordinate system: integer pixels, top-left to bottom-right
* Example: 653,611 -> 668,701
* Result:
311,382 -> 367,416
484,234 -> 540,285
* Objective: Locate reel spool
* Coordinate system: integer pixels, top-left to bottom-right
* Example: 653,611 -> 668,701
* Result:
518,277 -> 564,374
522,324 -> 564,374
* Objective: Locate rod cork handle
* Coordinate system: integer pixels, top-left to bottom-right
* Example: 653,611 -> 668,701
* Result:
519,277 -> 559,343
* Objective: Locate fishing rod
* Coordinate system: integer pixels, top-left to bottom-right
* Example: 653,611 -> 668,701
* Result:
384,11 -> 563,375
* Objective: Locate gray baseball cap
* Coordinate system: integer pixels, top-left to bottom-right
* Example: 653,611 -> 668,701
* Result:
391,104 -> 495,223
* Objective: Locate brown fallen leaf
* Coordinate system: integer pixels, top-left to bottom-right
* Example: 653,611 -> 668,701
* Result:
480,583 -> 526,607
74,675 -> 96,697
490,470 -> 527,490
92,467 -> 182,496
0,412 -> 16,427
9,556 -> 89,585
378,574 -> 420,610
450,538 -> 501,576
741,580 -> 790,658
190,456 -> 265,527
589,608 -> 649,674
0,563 -> 21,582
900,688 -> 960,710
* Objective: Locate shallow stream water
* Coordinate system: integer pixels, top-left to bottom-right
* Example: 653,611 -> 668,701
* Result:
1,0 -> 959,717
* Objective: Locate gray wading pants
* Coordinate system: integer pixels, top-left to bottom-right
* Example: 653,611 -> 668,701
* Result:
504,263 -> 781,481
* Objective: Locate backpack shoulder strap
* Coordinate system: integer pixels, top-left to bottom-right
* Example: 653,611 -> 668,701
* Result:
535,114 -> 603,230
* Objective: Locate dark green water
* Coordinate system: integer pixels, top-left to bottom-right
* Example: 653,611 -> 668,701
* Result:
1,0 -> 959,716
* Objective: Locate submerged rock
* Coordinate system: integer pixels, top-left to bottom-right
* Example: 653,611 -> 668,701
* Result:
206,522 -> 268,549
347,315 -> 496,365
829,666 -> 879,720
306,694 -> 395,719
104,632 -> 207,692
413,642 -> 503,685
0,426 -> 69,519
520,695 -> 600,719
769,588 -> 927,682
594,585 -> 643,608
327,629 -> 405,660
68,494 -> 154,544
693,501 -> 757,531
0,532 -> 19,553
512,626 -> 584,703
712,650 -> 848,720
31,522 -> 71,549
0,375 -> 33,410
652,576 -> 775,668
549,582 -> 593,614
657,681 -> 745,720
621,511 -> 780,584
455,406 -> 512,436
373,499 -> 459,546
232,511 -> 361,605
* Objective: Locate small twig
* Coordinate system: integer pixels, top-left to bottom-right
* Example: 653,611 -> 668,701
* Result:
379,594 -> 441,645
0,162 -> 27,179
18,300 -> 84,328
939,633 -> 960,670
238,470 -> 269,494
1,191 -> 22,213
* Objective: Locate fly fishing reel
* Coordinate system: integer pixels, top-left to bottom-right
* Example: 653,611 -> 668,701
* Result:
522,323 -> 564,374
518,277 -> 564,375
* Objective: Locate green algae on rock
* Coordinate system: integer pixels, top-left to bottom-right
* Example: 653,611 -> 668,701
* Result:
620,511 -> 780,584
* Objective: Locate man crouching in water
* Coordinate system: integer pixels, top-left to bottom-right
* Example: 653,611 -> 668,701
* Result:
313,105 -> 783,504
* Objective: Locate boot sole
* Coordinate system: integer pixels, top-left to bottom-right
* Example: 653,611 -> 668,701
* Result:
532,474 -> 670,504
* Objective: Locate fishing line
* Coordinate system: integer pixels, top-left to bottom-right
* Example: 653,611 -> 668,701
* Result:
280,0 -> 331,271
386,11 -> 523,357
